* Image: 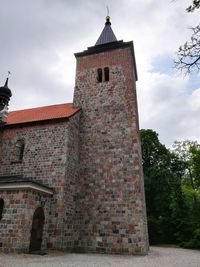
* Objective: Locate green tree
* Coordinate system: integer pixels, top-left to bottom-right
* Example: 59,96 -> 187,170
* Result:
141,129 -> 185,244
172,140 -> 200,248
142,132 -> 200,248
190,145 -> 200,189
172,140 -> 200,190
170,185 -> 192,245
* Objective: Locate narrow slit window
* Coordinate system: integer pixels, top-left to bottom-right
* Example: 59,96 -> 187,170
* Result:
16,140 -> 25,162
97,68 -> 102,83
104,67 -> 109,82
0,199 -> 4,220
19,143 -> 25,161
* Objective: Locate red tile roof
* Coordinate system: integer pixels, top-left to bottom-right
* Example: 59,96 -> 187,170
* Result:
7,103 -> 80,125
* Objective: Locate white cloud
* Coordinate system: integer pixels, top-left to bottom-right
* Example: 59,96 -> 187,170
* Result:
138,71 -> 200,146
138,72 -> 189,145
177,87 -> 200,142
0,0 -> 199,146
188,88 -> 200,112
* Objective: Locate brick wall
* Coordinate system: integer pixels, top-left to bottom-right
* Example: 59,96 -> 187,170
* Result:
0,113 -> 80,252
63,114 -> 80,249
0,190 -> 51,253
73,46 -> 149,254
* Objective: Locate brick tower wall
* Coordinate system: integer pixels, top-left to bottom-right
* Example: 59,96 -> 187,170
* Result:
73,46 -> 149,254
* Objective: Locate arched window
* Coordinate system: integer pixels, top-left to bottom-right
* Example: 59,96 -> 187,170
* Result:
16,139 -> 25,162
0,199 -> 4,220
104,67 -> 109,82
97,68 -> 102,83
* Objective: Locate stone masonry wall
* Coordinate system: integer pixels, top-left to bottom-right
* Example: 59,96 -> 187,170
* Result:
0,114 -> 80,252
73,46 -> 148,254
63,113 -> 80,250
0,189 -> 51,253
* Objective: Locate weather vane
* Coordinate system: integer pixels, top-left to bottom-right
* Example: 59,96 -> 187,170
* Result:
106,5 -> 109,17
7,71 -> 11,78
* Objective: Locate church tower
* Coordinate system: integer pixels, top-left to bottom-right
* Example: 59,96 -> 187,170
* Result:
73,16 -> 148,254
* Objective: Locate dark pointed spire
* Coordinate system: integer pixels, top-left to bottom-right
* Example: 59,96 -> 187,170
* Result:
0,72 -> 12,123
95,16 -> 117,46
0,72 -> 12,111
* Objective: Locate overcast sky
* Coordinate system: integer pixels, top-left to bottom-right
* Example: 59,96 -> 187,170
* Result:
0,0 -> 199,147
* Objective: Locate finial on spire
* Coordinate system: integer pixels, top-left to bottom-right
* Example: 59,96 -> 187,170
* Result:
4,71 -> 11,87
106,5 -> 109,16
105,6 -> 111,25
95,7 -> 117,46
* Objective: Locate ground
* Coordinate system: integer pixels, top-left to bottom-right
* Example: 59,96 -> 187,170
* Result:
0,247 -> 200,267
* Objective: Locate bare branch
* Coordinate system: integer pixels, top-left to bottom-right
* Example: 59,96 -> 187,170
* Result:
174,24 -> 200,74
186,0 -> 200,12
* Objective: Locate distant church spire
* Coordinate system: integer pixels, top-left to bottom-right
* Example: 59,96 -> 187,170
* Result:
0,72 -> 12,123
95,16 -> 117,45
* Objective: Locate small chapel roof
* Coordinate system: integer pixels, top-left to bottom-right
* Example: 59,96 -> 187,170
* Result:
0,175 -> 53,195
6,103 -> 80,126
95,16 -> 117,45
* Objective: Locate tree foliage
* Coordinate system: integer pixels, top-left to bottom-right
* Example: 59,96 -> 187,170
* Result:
172,140 -> 200,189
141,129 -> 200,248
172,140 -> 200,248
190,145 -> 200,189
141,129 -> 185,244
174,1 -> 200,74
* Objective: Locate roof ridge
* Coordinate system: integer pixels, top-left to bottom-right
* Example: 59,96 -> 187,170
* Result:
9,102 -> 73,113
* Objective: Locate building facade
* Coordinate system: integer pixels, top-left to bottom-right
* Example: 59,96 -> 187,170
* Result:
0,17 -> 148,254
